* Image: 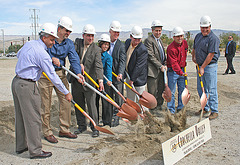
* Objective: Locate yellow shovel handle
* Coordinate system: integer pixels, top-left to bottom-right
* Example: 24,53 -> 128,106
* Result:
112,72 -> 132,89
84,71 -> 99,88
196,65 -> 204,88
84,71 -> 114,102
184,67 -> 188,86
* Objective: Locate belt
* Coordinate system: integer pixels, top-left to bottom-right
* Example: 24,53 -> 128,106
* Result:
55,68 -> 62,71
16,75 -> 36,82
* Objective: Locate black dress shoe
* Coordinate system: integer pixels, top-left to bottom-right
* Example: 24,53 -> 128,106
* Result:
229,72 -> 236,74
111,116 -> 120,127
222,73 -> 228,75
92,130 -> 99,138
74,127 -> 87,134
16,147 -> 28,154
30,151 -> 52,159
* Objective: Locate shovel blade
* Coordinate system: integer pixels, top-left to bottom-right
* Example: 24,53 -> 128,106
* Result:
117,109 -> 138,121
125,98 -> 141,113
121,103 -> 138,120
95,126 -> 115,135
162,84 -> 172,102
139,91 -> 157,109
182,88 -> 191,105
200,92 -> 208,110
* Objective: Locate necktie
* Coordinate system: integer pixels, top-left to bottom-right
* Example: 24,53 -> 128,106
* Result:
108,43 -> 114,56
157,39 -> 165,63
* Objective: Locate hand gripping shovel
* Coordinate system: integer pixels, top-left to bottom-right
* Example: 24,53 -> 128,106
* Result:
162,69 -> 172,102
103,75 -> 141,113
112,72 -> 157,109
61,66 -> 138,121
42,72 -> 114,135
196,65 -> 208,122
181,67 -> 191,106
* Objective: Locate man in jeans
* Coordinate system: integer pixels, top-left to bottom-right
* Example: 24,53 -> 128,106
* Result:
192,15 -> 220,120
38,17 -> 84,143
166,27 -> 188,114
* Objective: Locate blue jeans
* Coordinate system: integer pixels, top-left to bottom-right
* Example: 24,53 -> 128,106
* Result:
197,63 -> 218,113
167,68 -> 185,113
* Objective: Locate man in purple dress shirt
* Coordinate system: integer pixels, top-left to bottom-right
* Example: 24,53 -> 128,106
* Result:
11,23 -> 72,159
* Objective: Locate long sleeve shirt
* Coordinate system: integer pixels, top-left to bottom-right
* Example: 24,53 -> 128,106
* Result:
167,40 -> 188,75
101,51 -> 113,84
16,39 -> 69,95
48,38 -> 82,74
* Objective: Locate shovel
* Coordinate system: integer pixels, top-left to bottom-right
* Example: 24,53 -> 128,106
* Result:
181,67 -> 191,106
83,71 -> 114,102
103,75 -> 141,113
42,72 -> 114,135
196,65 -> 208,122
112,72 -> 157,109
61,66 -> 138,121
162,68 -> 172,102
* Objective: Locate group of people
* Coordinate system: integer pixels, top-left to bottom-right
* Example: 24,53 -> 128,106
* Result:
12,15 -> 222,159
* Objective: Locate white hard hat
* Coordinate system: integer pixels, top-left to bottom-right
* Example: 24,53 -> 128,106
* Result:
131,26 -> 143,39
109,21 -> 121,32
151,20 -> 163,28
58,16 -> 73,31
40,23 -> 59,38
99,34 -> 110,42
172,27 -> 184,37
82,24 -> 96,34
200,15 -> 211,27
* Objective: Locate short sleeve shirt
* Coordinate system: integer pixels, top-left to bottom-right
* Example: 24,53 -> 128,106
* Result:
193,31 -> 220,65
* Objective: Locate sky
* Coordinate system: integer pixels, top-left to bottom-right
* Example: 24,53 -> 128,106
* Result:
0,0 -> 240,35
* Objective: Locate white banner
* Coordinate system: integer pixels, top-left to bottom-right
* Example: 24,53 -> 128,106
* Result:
162,118 -> 212,165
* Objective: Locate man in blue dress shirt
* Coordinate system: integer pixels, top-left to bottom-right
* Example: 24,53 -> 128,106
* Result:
38,17 -> 84,143
12,23 -> 72,159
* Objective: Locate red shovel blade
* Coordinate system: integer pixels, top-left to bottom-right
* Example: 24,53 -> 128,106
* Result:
162,84 -> 172,102
182,88 -> 191,106
139,91 -> 157,109
125,98 -> 141,113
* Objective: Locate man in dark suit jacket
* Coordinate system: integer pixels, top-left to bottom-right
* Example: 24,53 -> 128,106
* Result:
125,26 -> 148,103
223,35 -> 236,75
144,20 -> 167,110
70,24 -> 103,137
108,21 -> 126,127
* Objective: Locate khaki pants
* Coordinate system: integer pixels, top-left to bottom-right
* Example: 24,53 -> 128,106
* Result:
12,76 -> 42,157
38,70 -> 71,136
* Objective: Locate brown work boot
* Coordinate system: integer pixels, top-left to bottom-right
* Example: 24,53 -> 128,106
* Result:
209,113 -> 218,120
195,109 -> 209,116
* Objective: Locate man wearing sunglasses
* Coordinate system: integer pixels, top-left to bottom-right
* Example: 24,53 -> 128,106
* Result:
38,16 -> 84,143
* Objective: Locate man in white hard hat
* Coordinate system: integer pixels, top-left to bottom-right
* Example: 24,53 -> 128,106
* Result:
70,24 -> 103,137
144,20 -> 167,111
192,15 -> 220,120
12,23 -> 72,159
125,26 -> 148,103
38,16 -> 84,143
166,27 -> 188,114
108,21 -> 126,127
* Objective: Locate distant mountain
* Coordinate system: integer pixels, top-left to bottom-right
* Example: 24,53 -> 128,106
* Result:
1,29 -> 240,50
69,28 -> 240,42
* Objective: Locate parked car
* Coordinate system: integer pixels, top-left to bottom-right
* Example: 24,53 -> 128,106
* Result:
6,52 -> 17,57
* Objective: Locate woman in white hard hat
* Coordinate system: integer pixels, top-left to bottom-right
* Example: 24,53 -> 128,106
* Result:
96,34 -> 113,127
